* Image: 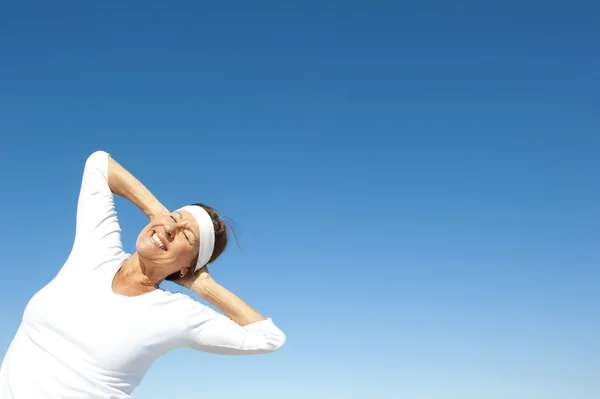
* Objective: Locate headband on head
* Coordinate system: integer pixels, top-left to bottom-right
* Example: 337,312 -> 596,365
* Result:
177,205 -> 215,272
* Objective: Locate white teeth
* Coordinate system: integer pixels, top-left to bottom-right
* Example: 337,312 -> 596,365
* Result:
152,233 -> 166,250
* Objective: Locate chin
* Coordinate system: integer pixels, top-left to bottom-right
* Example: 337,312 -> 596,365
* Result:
136,228 -> 157,259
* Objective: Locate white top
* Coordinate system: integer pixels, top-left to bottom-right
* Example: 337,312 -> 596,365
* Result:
0,151 -> 285,399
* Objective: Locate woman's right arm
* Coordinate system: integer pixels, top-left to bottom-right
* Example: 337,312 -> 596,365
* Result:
107,155 -> 169,220
66,151 -> 165,273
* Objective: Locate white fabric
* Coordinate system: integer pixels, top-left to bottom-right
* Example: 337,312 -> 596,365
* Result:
177,205 -> 215,271
0,151 -> 285,399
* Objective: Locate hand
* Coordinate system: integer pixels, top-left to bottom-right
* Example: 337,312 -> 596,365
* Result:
172,265 -> 212,291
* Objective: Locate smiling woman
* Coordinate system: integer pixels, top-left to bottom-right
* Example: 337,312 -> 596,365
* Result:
0,150 -> 286,399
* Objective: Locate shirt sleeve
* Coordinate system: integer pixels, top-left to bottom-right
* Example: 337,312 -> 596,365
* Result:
61,151 -> 124,273
180,296 -> 286,356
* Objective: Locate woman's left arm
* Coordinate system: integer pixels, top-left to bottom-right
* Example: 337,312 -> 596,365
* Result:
107,155 -> 169,219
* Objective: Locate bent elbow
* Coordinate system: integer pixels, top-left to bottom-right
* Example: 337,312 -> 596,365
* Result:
268,330 -> 286,352
86,150 -> 108,165
83,150 -> 110,175
254,327 -> 286,354
243,318 -> 286,354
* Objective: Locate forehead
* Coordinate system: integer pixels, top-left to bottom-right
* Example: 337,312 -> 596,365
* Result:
178,210 -> 201,242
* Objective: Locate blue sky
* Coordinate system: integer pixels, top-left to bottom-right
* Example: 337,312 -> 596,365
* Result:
1,1 -> 599,398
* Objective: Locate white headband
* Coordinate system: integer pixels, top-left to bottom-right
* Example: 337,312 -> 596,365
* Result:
177,205 -> 215,271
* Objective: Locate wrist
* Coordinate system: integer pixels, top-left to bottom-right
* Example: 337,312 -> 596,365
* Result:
148,205 -> 169,219
191,274 -> 216,298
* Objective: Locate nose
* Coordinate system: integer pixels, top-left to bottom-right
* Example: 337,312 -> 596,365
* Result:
163,220 -> 185,241
163,224 -> 175,241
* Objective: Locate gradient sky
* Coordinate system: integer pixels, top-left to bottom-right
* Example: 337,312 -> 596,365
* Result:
1,1 -> 599,398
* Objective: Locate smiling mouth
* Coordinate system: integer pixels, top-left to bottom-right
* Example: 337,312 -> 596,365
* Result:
151,231 -> 167,250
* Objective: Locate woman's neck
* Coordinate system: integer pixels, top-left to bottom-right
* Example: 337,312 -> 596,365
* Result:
112,253 -> 163,296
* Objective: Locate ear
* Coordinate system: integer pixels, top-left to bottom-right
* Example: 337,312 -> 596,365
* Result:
178,266 -> 192,278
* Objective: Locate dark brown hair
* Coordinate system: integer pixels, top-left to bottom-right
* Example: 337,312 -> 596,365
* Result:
165,203 -> 230,281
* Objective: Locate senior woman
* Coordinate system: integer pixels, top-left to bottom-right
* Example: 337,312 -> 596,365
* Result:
0,150 -> 285,398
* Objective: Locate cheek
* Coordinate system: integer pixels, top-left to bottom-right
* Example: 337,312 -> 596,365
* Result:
174,242 -> 193,259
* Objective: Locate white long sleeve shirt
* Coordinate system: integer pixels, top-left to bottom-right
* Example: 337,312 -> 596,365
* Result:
0,151 -> 285,398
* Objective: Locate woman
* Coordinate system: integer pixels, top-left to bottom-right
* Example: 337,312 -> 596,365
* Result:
0,150 -> 286,398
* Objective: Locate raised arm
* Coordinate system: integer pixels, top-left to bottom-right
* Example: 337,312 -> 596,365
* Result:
191,270 -> 267,326
65,151 -> 169,273
107,155 -> 169,220
175,269 -> 286,355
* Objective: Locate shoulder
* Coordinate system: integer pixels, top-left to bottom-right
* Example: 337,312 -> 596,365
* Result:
152,290 -> 219,326
150,290 -> 209,315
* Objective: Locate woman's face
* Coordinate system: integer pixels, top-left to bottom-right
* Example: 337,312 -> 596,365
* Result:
136,210 -> 200,276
